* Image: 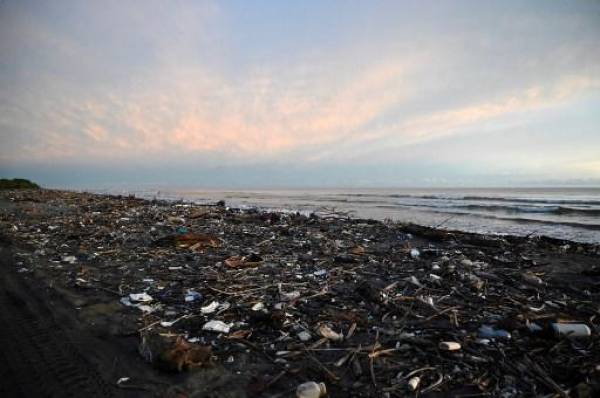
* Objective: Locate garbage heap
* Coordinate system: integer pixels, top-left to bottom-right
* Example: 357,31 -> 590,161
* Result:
1,189 -> 599,397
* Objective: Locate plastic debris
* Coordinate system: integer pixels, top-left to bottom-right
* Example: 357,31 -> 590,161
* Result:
296,381 -> 327,398
184,290 -> 202,302
3,189 -> 600,397
297,330 -> 312,342
203,320 -> 232,333
478,325 -> 512,340
460,259 -> 473,267
552,323 -> 592,338
200,301 -> 220,314
61,255 -> 77,264
129,292 -> 153,302
439,341 -> 461,351
408,376 -> 421,391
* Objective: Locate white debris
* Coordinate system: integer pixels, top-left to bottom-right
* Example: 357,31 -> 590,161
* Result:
418,295 -> 436,309
410,248 -> 420,259
61,255 -> 77,264
297,330 -> 312,342
129,292 -> 153,302
120,297 -> 133,307
408,376 -> 421,391
439,341 -> 461,351
460,259 -> 473,267
201,301 -> 220,314
185,290 -> 202,302
552,323 -> 592,338
203,320 -> 232,333
120,296 -> 158,313
318,324 -> 344,342
296,381 -> 327,398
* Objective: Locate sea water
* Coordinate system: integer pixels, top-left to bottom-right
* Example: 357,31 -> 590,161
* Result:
91,187 -> 600,244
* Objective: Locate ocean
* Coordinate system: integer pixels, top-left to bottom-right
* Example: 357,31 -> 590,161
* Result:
91,187 -> 600,244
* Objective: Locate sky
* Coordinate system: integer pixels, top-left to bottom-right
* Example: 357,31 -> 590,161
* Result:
1,0 -> 599,188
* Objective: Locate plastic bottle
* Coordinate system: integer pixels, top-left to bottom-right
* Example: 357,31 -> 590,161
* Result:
296,381 -> 327,398
551,323 -> 591,338
408,376 -> 421,391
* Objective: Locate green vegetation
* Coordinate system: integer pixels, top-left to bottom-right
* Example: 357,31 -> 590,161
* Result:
0,178 -> 41,190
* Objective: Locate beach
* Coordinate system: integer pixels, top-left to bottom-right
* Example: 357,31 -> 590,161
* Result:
1,189 -> 599,397
90,187 -> 600,244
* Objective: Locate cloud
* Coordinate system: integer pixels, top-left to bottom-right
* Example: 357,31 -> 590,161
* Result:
296,74 -> 600,163
396,75 -> 599,140
1,53 -> 414,163
2,60 -> 597,168
1,0 -> 599,185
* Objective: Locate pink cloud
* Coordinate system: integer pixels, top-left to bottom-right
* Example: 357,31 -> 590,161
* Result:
2,55 -> 596,167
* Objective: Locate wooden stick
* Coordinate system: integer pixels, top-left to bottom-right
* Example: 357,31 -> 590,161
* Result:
306,352 -> 340,382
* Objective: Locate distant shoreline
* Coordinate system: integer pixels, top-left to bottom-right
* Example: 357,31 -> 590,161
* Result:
67,186 -> 600,244
22,188 -> 600,250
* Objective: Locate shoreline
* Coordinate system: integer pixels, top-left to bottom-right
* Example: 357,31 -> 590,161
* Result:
1,188 -> 599,397
76,186 -> 600,245
82,188 -> 600,250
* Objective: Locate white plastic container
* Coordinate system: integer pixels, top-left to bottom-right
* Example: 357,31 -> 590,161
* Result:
551,323 -> 591,338
296,381 -> 327,398
408,376 -> 421,391
439,341 -> 461,351
202,320 -> 232,333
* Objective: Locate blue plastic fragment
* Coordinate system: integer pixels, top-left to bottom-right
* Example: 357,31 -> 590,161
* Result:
177,226 -> 189,234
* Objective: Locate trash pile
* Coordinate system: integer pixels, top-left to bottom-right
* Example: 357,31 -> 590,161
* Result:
1,189 -> 599,397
